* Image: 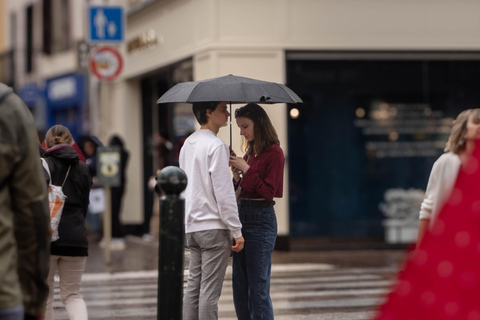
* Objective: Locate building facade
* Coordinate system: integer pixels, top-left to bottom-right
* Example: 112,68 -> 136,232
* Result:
3,0 -> 480,247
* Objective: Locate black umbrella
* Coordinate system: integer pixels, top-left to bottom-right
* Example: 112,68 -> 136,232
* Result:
157,74 -> 302,104
156,74 -> 303,146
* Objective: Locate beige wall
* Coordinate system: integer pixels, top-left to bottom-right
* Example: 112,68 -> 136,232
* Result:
100,79 -> 144,224
116,0 -> 480,233
124,0 -> 480,83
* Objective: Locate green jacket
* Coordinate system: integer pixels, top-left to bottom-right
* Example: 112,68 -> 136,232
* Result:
0,83 -> 50,316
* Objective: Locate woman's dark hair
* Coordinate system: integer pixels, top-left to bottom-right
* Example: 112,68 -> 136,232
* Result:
109,135 -> 124,149
192,102 -> 219,125
45,125 -> 74,148
235,103 -> 279,156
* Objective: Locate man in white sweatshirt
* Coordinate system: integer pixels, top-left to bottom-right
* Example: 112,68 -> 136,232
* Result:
180,101 -> 245,320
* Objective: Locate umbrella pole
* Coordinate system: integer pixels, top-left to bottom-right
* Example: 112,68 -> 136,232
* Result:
229,102 -> 232,149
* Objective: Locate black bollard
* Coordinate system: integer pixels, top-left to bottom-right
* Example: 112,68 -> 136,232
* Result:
155,166 -> 188,320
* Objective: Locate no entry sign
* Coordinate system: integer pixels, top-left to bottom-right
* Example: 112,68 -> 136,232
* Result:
89,46 -> 123,81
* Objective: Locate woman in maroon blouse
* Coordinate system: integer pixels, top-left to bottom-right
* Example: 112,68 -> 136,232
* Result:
229,103 -> 285,320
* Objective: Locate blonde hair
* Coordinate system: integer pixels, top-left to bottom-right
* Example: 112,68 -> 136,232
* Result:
445,108 -> 480,154
45,125 -> 74,148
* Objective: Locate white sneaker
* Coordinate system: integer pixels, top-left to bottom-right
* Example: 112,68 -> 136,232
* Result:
99,238 -> 125,250
142,233 -> 156,242
111,238 -> 126,250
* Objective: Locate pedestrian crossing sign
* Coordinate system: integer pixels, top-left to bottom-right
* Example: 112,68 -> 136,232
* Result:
88,6 -> 124,43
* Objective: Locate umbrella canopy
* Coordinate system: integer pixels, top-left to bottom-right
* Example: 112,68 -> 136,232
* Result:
156,74 -> 302,105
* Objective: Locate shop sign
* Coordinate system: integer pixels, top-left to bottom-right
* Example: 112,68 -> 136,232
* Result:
97,146 -> 121,187
19,83 -> 41,105
48,76 -> 77,102
89,46 -> 123,81
127,29 -> 159,54
45,74 -> 85,108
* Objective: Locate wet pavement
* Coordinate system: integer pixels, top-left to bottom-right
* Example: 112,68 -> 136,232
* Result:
85,234 -> 409,273
58,235 -> 411,319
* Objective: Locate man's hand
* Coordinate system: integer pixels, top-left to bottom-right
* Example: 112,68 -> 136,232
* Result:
232,235 -> 245,252
231,167 -> 242,183
229,146 -> 236,157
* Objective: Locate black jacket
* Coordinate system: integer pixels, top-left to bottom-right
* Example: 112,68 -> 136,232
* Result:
44,144 -> 91,253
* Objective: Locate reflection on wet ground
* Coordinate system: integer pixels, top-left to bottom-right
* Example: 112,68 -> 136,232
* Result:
72,235 -> 410,319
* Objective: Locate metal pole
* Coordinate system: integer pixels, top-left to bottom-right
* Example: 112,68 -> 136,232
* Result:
103,186 -> 112,271
155,166 -> 188,320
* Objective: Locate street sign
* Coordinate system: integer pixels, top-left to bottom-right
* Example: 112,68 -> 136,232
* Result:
88,6 -> 124,43
89,46 -> 123,81
77,41 -> 96,72
97,146 -> 121,187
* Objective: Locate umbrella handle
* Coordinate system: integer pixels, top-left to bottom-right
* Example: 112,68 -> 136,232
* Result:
230,102 -> 232,150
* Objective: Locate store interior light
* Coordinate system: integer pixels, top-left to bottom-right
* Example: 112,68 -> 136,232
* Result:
290,108 -> 300,119
356,108 -> 366,118
389,131 -> 399,141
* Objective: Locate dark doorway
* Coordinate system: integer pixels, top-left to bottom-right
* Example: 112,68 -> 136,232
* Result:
139,60 -> 193,235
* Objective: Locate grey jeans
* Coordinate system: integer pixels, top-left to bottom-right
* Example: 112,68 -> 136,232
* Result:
183,229 -> 232,320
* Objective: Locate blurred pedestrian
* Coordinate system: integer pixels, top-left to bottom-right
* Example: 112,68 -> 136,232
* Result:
41,139 -> 86,162
83,136 -> 104,237
0,83 -> 50,320
145,170 -> 162,241
108,135 -> 129,250
43,125 -> 91,320
229,103 -> 285,320
180,101 -> 244,320
418,108 -> 480,244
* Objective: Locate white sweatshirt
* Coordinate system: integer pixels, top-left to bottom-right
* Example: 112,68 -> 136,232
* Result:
419,152 -> 461,226
179,129 -> 242,238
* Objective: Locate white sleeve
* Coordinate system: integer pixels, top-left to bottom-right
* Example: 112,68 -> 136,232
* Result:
209,144 -> 242,238
419,160 -> 440,220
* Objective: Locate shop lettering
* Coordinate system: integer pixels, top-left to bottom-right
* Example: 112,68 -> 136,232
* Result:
48,77 -> 76,101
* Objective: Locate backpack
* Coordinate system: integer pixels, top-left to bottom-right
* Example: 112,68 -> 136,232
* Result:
41,158 -> 71,241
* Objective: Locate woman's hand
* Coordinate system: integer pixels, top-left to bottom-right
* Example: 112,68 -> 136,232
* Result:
230,156 -> 249,173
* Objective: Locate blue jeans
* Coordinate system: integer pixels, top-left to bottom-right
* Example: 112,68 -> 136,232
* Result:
232,204 -> 277,320
0,305 -> 23,320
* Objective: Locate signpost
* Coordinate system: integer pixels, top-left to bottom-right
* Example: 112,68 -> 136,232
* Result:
88,6 -> 124,43
97,146 -> 121,270
89,46 -> 123,81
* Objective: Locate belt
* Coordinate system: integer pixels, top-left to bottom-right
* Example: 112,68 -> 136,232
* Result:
239,199 -> 275,208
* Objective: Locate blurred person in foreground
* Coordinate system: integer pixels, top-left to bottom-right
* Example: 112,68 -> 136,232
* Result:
229,103 -> 285,320
43,125 -> 91,320
418,108 -> 480,245
376,115 -> 480,319
180,101 -> 244,320
0,83 -> 50,320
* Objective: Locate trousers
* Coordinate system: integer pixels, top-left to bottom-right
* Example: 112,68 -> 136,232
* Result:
183,229 -> 232,320
0,305 -> 23,320
233,204 -> 277,320
45,255 -> 88,320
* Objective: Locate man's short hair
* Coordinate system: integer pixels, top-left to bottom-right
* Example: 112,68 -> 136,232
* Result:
192,102 -> 218,125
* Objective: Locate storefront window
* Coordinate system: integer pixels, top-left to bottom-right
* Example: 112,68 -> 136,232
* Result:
287,56 -> 480,239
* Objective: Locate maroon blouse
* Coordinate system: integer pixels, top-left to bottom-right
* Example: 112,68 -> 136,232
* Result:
238,144 -> 285,202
